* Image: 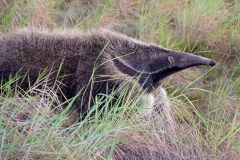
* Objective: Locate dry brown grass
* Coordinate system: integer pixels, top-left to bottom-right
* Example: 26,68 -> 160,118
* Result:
209,30 -> 240,63
112,117 -> 204,160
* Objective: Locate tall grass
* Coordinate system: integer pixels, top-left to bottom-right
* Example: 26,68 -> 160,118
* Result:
0,0 -> 240,159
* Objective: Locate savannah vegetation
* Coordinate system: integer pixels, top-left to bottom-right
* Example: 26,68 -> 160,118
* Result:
0,0 -> 240,159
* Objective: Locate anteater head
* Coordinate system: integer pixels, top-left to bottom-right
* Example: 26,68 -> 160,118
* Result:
110,38 -> 216,91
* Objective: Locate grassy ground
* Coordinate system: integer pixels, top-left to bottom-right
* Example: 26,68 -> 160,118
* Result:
0,0 -> 240,159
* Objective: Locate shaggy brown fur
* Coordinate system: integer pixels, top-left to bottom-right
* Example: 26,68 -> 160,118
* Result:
0,28 -> 216,116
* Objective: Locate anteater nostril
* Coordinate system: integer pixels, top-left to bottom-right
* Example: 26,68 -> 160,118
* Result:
209,60 -> 216,66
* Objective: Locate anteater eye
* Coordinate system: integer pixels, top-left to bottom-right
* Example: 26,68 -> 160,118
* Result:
168,56 -> 174,65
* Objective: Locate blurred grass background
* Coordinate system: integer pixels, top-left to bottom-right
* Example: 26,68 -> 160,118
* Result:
0,0 -> 240,159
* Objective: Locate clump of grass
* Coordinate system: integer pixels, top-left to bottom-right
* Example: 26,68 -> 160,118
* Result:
0,71 -> 173,159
